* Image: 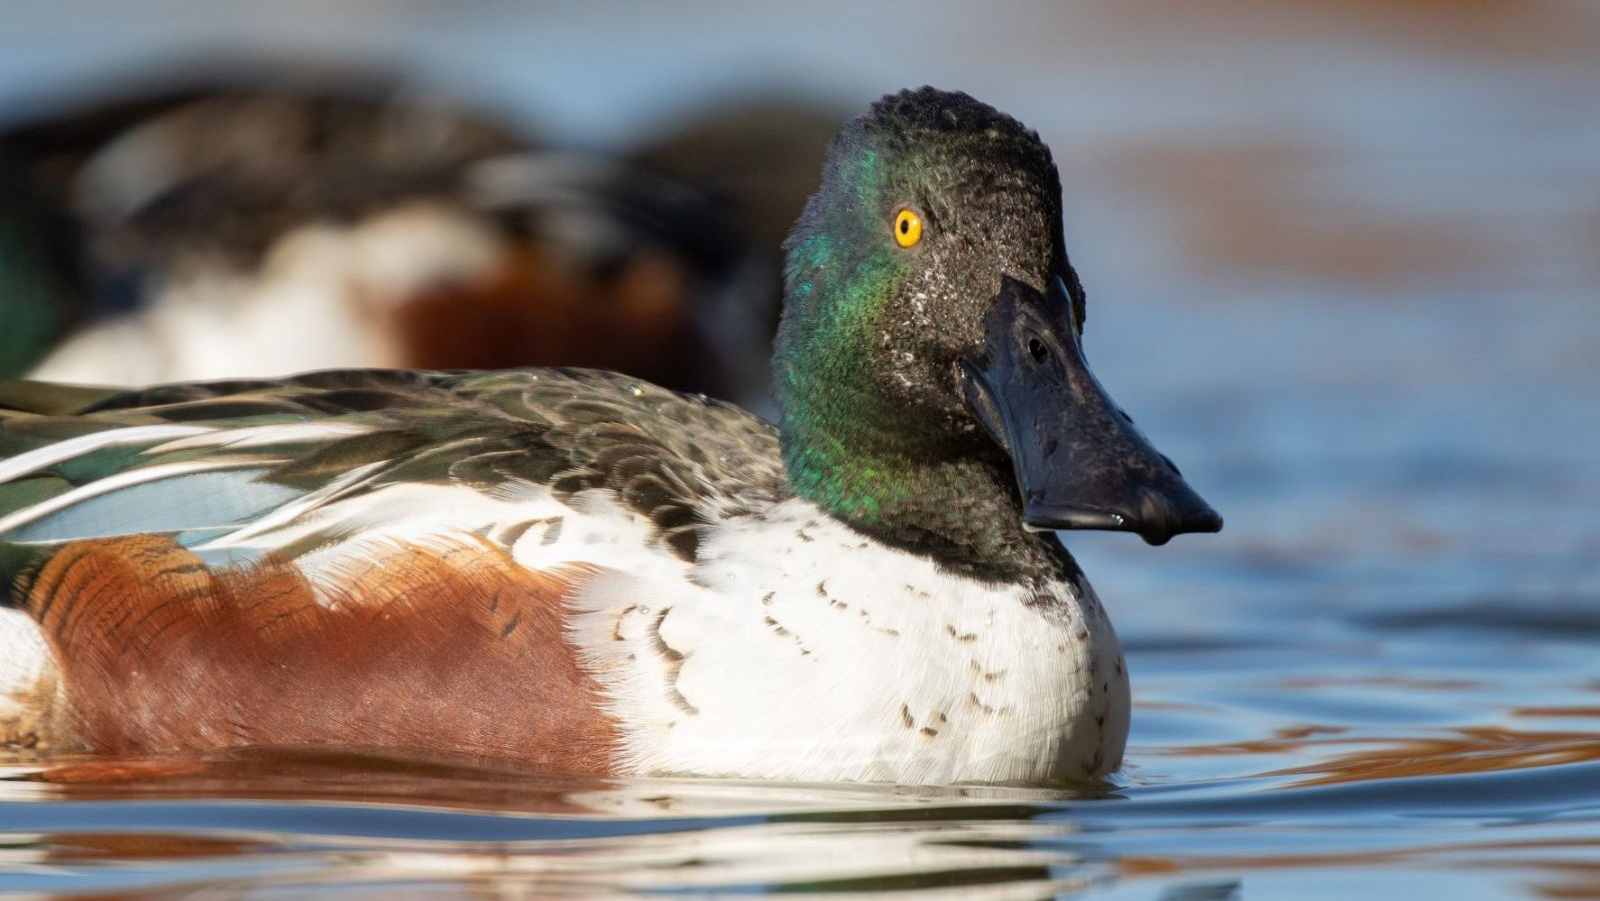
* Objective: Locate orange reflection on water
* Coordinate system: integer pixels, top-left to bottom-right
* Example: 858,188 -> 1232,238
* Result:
1158,722 -> 1600,788
1271,726 -> 1600,787
1116,837 -> 1600,897
44,831 -> 268,862
1515,707 -> 1600,720
17,746 -> 611,816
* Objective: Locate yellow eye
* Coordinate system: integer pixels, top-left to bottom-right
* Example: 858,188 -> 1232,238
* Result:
893,208 -> 923,248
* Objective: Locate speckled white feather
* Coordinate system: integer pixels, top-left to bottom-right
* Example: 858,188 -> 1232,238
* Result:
569,498 -> 1130,785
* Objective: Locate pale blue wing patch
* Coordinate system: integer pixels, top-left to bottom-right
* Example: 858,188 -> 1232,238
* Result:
0,466 -> 301,542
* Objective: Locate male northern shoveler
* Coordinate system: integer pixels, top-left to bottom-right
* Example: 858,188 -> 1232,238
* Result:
0,88 -> 1220,785
0,61 -> 771,403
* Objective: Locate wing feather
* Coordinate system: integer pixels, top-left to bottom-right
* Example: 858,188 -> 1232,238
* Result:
0,367 -> 786,571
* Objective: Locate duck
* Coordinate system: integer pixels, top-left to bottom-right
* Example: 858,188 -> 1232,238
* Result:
0,61 -> 772,405
0,88 -> 1221,785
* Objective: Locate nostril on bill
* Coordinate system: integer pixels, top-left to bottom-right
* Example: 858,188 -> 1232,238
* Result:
1159,453 -> 1183,477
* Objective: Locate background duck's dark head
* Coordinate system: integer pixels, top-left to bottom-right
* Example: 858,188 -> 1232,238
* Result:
776,87 -> 1217,564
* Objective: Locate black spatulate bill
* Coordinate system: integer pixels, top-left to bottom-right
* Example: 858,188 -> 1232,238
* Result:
958,275 -> 1222,546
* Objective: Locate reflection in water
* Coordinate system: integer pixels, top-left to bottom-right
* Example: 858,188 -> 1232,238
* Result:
4,735 -> 1600,898
3,751 -> 1101,898
1157,722 -> 1600,787
1272,727 -> 1600,787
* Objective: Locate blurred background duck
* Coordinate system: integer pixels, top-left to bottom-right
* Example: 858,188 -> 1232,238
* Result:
0,157 -> 86,378
0,60 -> 827,408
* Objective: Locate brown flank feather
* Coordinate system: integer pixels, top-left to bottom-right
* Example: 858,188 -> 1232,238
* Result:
23,534 -> 618,773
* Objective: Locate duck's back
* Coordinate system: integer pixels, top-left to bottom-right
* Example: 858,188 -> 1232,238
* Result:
0,368 -> 786,764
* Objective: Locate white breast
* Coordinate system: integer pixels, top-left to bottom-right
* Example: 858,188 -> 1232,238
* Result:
569,498 -> 1129,784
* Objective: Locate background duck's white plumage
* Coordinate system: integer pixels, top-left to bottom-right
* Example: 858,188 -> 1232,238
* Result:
28,203 -> 506,385
0,64 -> 785,408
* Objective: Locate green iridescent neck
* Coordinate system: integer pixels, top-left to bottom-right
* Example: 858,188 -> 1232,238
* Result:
775,136 -> 974,533
774,282 -> 1047,578
774,232 -> 910,523
767,88 -> 1085,580
776,225 -> 1036,576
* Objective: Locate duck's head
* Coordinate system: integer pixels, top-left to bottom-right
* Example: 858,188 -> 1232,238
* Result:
776,88 -> 1219,554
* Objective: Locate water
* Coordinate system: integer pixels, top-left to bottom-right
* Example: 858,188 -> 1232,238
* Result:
2,1 -> 1599,897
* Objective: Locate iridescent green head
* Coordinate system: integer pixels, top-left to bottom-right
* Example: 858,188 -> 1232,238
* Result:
775,89 -> 1079,527
775,88 -> 1219,570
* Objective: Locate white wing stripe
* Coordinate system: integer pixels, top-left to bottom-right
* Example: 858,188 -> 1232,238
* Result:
0,424 -> 213,485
